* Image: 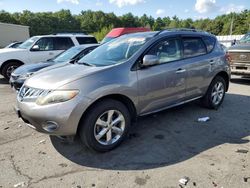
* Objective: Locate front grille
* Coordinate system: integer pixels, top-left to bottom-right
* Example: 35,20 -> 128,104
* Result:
229,52 -> 250,62
18,86 -> 50,101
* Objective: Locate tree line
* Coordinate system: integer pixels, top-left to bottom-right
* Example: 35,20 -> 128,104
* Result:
0,9 -> 249,41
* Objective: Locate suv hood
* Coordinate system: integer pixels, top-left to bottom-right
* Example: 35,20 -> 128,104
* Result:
25,63 -> 106,90
228,43 -> 250,52
0,48 -> 27,54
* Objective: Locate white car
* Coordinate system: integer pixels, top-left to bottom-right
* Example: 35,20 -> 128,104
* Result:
0,33 -> 97,80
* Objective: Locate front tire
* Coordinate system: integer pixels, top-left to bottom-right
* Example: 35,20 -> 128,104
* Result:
2,62 -> 21,80
201,76 -> 226,109
79,99 -> 131,152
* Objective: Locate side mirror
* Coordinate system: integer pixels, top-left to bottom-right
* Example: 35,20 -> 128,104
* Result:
69,59 -> 77,64
142,55 -> 160,67
31,45 -> 40,51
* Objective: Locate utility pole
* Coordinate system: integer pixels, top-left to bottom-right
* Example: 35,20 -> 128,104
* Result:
230,14 -> 234,35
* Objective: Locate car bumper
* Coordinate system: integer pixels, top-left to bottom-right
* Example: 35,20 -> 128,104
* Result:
230,63 -> 250,76
16,95 -> 92,136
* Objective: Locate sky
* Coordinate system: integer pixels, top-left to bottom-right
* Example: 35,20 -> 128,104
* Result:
0,0 -> 249,19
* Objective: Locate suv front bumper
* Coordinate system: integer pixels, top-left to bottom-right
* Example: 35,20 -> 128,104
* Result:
16,95 -> 91,136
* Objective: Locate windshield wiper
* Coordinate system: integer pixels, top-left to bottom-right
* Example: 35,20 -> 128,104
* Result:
77,62 -> 95,66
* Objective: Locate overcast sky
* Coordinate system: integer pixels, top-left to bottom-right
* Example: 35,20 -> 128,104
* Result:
0,0 -> 249,19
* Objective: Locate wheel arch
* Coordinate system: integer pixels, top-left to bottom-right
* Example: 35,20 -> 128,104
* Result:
215,71 -> 230,91
0,59 -> 24,75
77,94 -> 137,133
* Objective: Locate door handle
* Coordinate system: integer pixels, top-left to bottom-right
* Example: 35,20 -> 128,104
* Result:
176,68 -> 186,74
49,52 -> 54,55
210,60 -> 215,65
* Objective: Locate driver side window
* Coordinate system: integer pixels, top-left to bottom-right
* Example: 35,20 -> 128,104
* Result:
34,37 -> 54,51
147,38 -> 182,64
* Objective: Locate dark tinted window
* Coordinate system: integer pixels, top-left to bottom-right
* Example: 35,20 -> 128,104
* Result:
203,36 -> 216,53
147,38 -> 182,64
54,37 -> 74,50
76,37 -> 98,44
35,37 -> 54,51
183,37 -> 206,58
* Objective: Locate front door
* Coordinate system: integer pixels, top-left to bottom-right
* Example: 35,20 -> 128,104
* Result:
137,37 -> 187,115
28,37 -> 63,64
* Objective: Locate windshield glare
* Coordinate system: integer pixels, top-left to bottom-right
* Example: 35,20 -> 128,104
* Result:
101,37 -> 115,44
240,33 -> 250,43
18,37 -> 39,49
53,47 -> 83,62
79,35 -> 149,66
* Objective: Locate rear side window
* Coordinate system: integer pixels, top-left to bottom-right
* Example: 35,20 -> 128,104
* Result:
76,37 -> 98,44
183,37 -> 206,58
203,36 -> 216,53
54,37 -> 74,50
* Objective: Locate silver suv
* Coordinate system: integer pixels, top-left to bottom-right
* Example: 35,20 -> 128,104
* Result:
16,29 -> 230,152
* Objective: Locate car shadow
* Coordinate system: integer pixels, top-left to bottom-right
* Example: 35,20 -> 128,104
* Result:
50,93 -> 250,170
230,77 -> 250,86
0,77 -> 9,85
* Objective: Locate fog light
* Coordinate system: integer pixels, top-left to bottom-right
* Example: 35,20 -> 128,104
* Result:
42,121 -> 59,132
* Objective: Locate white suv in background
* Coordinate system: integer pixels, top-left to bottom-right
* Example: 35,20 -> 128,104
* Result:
0,33 -> 98,80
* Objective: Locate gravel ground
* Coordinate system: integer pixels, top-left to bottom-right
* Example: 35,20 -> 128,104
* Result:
0,75 -> 249,188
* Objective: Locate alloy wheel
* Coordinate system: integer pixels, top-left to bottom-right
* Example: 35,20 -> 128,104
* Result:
6,65 -> 18,78
211,82 -> 225,105
94,110 -> 125,146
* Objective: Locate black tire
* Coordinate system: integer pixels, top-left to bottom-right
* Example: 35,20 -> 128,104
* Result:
79,99 -> 131,152
201,76 -> 226,109
2,62 -> 22,80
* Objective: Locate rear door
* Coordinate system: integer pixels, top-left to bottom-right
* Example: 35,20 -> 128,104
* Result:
182,36 -> 214,99
137,37 -> 187,115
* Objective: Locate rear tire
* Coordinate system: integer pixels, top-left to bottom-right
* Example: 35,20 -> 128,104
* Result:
201,76 -> 226,109
2,62 -> 22,80
79,99 -> 131,152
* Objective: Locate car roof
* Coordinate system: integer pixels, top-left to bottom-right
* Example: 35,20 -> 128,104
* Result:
35,34 -> 95,38
122,29 -> 215,39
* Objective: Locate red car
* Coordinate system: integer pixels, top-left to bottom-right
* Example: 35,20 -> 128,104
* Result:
101,27 -> 151,43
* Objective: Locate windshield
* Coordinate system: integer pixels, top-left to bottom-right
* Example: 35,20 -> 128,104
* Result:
53,46 -> 83,62
240,33 -> 250,43
101,37 -> 115,44
18,37 -> 39,49
79,35 -> 150,66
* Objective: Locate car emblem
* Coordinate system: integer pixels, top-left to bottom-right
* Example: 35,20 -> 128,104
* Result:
239,54 -> 247,60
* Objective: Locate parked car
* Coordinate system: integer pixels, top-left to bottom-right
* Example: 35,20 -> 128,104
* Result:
227,32 -> 250,76
16,29 -> 230,152
4,41 -> 23,49
0,33 -> 98,80
10,44 -> 99,91
101,27 -> 150,44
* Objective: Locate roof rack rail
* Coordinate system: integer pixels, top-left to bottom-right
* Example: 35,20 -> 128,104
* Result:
52,32 -> 88,35
154,28 -> 207,36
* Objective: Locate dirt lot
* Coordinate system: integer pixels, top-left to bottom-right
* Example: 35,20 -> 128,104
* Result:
0,75 -> 249,188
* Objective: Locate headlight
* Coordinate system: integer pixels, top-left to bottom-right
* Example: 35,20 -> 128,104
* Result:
19,72 -> 34,79
36,90 -> 79,105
